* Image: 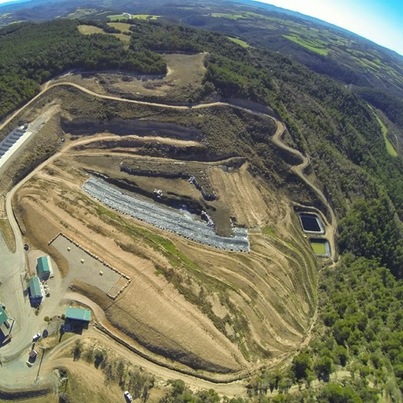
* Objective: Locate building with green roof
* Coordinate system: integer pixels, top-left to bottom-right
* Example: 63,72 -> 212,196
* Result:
29,276 -> 43,306
0,305 -> 9,326
0,305 -> 13,342
36,255 -> 53,280
65,307 -> 92,322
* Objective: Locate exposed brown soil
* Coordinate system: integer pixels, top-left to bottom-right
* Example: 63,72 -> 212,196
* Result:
15,140 -> 316,373
4,77 -> 328,387
51,52 -> 206,102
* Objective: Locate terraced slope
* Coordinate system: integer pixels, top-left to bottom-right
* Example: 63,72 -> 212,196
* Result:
9,81 -> 322,375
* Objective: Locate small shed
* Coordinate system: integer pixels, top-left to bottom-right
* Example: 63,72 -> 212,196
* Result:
29,276 -> 43,306
36,255 -> 53,280
65,307 -> 92,323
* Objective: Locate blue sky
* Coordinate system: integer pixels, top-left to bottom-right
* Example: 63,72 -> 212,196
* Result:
256,0 -> 403,55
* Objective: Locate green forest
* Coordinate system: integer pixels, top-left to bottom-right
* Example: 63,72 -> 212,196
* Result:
0,16 -> 402,401
0,19 -> 166,120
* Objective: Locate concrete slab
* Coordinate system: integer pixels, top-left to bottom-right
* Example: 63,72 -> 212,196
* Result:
50,234 -> 129,297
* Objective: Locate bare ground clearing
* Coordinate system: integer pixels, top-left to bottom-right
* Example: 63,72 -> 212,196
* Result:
51,52 -> 206,102
51,234 -> 130,298
15,168 -> 248,374
77,25 -> 104,35
14,138 -> 317,374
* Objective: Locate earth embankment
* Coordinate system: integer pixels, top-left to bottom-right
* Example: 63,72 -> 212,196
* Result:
61,117 -> 203,140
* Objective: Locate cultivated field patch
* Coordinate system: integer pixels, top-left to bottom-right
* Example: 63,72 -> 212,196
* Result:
77,25 -> 105,35
131,14 -> 160,20
107,22 -> 132,33
283,34 -> 329,56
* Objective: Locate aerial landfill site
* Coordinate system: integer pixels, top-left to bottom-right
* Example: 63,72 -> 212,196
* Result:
84,176 -> 250,252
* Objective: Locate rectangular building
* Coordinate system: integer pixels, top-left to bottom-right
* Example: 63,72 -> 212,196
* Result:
29,276 -> 43,306
36,255 -> 53,280
0,305 -> 13,342
65,307 -> 92,323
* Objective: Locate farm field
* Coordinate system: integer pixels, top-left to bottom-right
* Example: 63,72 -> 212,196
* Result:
131,14 -> 160,20
375,114 -> 398,157
77,24 -> 104,35
283,34 -> 329,55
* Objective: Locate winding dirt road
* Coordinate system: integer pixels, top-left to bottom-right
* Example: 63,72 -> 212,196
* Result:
0,79 -> 337,395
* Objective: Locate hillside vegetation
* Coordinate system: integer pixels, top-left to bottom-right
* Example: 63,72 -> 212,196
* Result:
0,19 -> 166,120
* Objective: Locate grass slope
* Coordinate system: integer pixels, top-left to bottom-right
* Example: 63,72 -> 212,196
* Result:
227,36 -> 250,48
375,115 -> 398,157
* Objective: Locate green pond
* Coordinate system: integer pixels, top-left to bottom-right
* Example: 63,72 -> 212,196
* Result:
310,239 -> 330,256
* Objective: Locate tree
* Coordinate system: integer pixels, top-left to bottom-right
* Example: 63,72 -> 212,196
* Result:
291,352 -> 312,381
72,340 -> 82,361
335,345 -> 349,367
314,356 -> 333,381
332,319 -> 352,346
319,383 -> 362,403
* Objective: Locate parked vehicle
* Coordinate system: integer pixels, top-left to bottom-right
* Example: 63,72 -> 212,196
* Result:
124,391 -> 133,402
32,333 -> 41,342
29,349 -> 38,359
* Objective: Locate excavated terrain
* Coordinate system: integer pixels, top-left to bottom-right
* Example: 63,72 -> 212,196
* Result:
9,78 -> 320,376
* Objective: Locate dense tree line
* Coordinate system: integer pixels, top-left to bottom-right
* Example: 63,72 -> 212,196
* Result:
246,256 -> 402,401
0,19 -> 166,119
339,195 -> 403,278
357,87 -> 403,128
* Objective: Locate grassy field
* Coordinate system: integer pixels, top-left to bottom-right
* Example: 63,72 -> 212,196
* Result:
132,14 -> 160,20
107,22 -> 131,33
78,24 -> 130,46
227,37 -> 250,48
375,115 -> 398,157
211,12 -> 246,20
107,14 -> 129,21
77,25 -> 105,35
283,34 -> 329,56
